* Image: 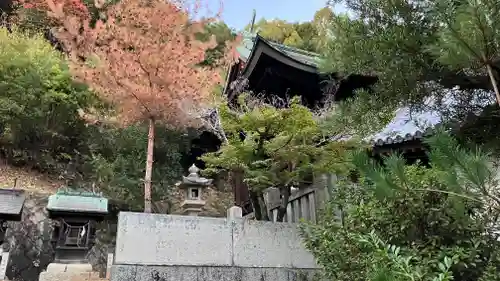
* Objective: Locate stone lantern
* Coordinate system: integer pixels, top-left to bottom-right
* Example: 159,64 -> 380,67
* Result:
179,164 -> 212,216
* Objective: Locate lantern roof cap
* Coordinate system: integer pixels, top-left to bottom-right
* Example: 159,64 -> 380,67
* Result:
181,164 -> 212,187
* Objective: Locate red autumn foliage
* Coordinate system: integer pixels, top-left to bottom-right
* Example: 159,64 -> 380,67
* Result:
18,0 -> 238,212
44,0 -> 229,126
16,0 -> 91,20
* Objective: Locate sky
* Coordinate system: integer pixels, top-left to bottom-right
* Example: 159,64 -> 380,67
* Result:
205,0 -> 346,30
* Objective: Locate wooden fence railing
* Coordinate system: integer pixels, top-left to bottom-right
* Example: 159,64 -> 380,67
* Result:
240,174 -> 336,223
261,174 -> 337,223
268,187 -> 317,223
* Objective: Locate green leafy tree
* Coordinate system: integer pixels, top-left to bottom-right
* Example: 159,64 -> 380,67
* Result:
282,30 -> 304,47
246,7 -> 334,52
202,95 -> 358,221
81,123 -> 187,211
250,19 -> 295,43
0,26 -> 97,173
311,6 -> 333,51
197,21 -> 236,67
300,130 -> 500,281
246,18 -> 314,52
293,22 -> 318,51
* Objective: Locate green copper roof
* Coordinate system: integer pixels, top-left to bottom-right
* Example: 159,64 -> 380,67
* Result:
236,32 -> 321,67
267,41 -> 321,67
236,32 -> 255,60
47,189 -> 108,214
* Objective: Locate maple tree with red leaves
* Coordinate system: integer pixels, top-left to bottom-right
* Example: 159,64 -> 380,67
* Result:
20,0 -> 235,212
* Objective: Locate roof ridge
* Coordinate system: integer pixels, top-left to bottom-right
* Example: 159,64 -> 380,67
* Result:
267,40 -> 320,58
240,32 -> 320,58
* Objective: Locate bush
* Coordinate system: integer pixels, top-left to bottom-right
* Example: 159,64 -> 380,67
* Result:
300,131 -> 500,281
0,26 -> 97,173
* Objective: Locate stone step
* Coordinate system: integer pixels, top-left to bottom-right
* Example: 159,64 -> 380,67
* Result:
39,271 -> 104,281
39,263 -> 104,281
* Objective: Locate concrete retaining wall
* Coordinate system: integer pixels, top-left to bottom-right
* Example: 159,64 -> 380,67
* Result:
111,208 -> 319,281
111,264 -> 319,281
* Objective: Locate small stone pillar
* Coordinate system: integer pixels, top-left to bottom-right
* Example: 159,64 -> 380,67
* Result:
106,248 -> 114,279
179,164 -> 212,216
227,206 -> 243,221
0,250 -> 9,280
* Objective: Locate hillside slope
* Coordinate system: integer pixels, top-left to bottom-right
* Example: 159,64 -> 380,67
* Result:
0,160 -> 62,193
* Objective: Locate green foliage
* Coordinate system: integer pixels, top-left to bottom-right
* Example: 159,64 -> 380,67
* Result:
317,89 -> 396,139
455,104 -> 500,154
356,231 -> 457,281
429,0 -> 500,70
300,131 -> 500,281
197,21 -> 236,67
81,124 -> 187,210
202,94 -> 359,220
245,7 -> 334,53
321,0 -> 500,126
203,95 -> 356,190
0,26 -> 96,172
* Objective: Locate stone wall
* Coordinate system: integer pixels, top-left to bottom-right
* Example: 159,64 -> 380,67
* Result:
4,192 -> 53,281
110,210 -> 320,281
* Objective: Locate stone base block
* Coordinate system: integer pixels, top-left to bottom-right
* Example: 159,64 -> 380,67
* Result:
46,263 -> 93,272
110,264 -> 322,281
39,263 -> 99,281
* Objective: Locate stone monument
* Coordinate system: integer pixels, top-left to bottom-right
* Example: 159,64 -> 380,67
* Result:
179,164 -> 212,216
39,188 -> 108,281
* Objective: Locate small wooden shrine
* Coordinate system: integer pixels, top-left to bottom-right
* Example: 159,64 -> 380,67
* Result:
46,188 -> 108,263
0,189 -> 26,245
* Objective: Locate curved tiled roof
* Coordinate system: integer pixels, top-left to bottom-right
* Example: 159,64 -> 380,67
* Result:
371,127 -> 434,147
236,32 -> 321,67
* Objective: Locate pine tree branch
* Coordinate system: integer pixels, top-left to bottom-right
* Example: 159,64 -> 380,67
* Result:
413,188 -> 496,209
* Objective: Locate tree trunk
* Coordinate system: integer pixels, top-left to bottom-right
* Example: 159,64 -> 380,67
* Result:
276,186 -> 291,222
249,190 -> 265,220
249,190 -> 270,221
258,193 -> 270,221
486,64 -> 500,106
143,117 -> 155,213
